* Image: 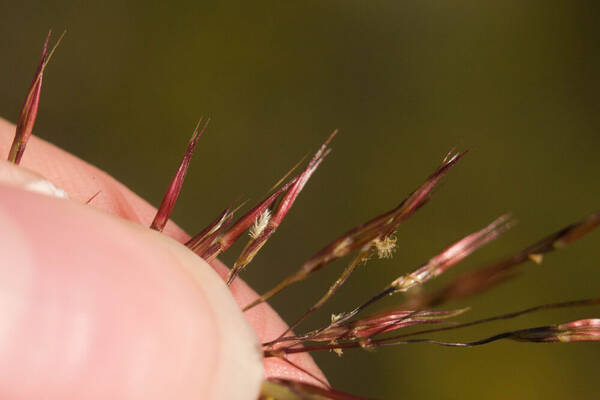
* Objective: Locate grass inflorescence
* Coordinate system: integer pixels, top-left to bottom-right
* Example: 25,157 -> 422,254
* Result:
9,32 -> 600,400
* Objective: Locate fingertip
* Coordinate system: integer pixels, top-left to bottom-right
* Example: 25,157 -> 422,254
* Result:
210,260 -> 329,387
0,185 -> 263,400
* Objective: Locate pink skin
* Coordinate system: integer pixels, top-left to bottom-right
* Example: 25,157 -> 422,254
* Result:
0,117 -> 325,399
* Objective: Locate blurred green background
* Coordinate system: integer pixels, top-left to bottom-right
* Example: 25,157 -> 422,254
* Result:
2,1 -> 599,399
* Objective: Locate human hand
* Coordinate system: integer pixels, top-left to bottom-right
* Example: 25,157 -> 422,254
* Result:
0,117 -> 325,399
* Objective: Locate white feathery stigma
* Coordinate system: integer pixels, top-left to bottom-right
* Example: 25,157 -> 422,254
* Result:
373,235 -> 397,259
250,209 -> 271,239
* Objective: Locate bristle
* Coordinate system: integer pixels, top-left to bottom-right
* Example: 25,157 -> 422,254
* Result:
150,118 -> 209,232
85,190 -> 102,205
267,155 -> 306,194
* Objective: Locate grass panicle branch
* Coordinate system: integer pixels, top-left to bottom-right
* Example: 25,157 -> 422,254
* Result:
262,212 -> 598,356
195,131 -> 337,271
368,297 -> 600,344
310,214 -> 515,334
243,150 -> 466,312
271,313 -> 600,357
267,297 -> 600,357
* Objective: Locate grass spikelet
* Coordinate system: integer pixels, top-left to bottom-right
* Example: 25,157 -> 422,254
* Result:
552,319 -> 600,343
185,206 -> 235,252
8,30 -> 65,164
150,118 -> 210,232
390,214 -> 513,292
199,175 -> 299,261
226,131 -> 336,285
193,156 -> 306,258
300,308 -> 468,343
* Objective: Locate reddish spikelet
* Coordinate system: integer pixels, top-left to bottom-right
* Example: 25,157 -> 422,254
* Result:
367,297 -> 600,346
553,319 -> 600,342
302,150 -> 466,276
415,210 -> 600,307
185,206 -> 234,251
8,32 -> 50,164
150,119 -> 209,232
267,216 -> 511,346
226,131 -> 337,285
271,130 -> 337,227
391,215 -> 513,292
270,315 -> 600,356
498,319 -> 597,343
505,319 -> 600,343
243,150 -> 466,311
199,176 -> 299,261
305,308 -> 466,343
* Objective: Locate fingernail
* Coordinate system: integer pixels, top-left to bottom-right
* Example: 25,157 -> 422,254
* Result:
0,160 -> 69,199
23,179 -> 69,198
0,185 -> 263,400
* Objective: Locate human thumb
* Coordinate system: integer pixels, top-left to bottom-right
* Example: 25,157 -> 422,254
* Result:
0,163 -> 263,400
